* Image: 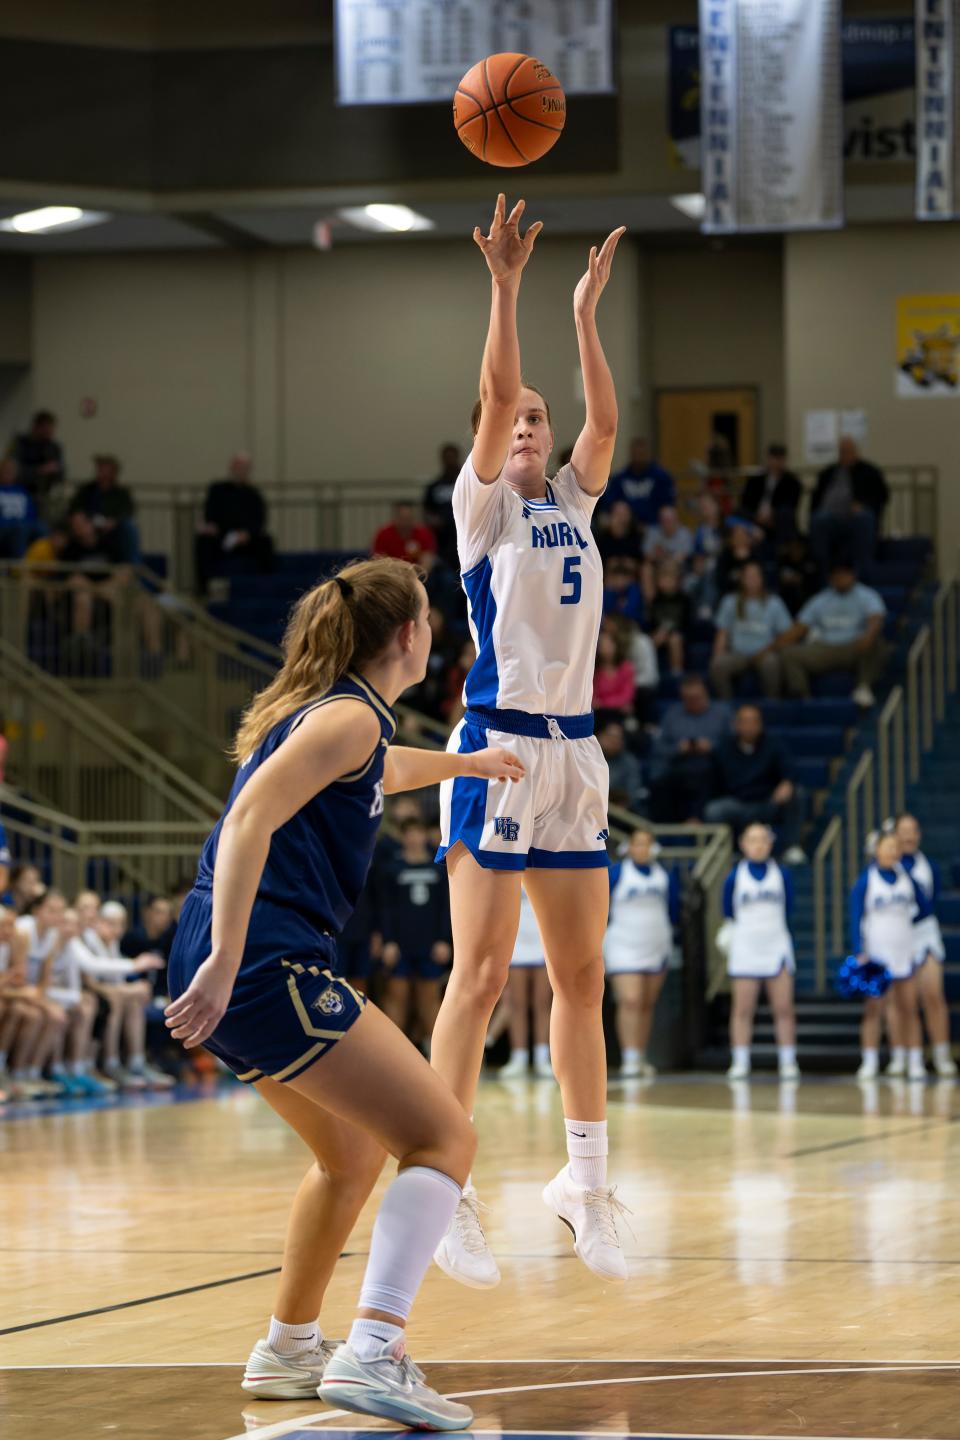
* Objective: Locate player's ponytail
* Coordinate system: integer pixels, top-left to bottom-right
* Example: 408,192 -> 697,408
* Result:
230,556 -> 423,761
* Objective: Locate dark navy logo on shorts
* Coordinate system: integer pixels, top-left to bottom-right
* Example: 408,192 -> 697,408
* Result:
597,829 -> 610,841
313,986 -> 345,1017
494,817 -> 520,842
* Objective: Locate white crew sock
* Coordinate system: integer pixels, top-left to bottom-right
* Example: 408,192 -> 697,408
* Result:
890,1046 -> 906,1067
934,1042 -> 953,1065
732,1045 -> 750,1069
908,1047 -> 925,1070
349,1318 -> 404,1361
621,1047 -> 642,1067
533,1043 -> 551,1068
356,1165 -> 461,1320
268,1316 -> 320,1355
26,1066 -> 40,1081
128,1053 -> 145,1071
861,1047 -> 878,1066
509,1048 -> 528,1065
564,1118 -> 608,1188
778,1044 -> 796,1067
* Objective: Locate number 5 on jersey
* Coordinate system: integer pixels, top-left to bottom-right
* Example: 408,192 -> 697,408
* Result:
560,555 -> 582,605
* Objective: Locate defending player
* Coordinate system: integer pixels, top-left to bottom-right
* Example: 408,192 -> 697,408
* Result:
604,826 -> 679,1079
852,828 -> 928,1082
432,195 -> 629,1286
892,813 -> 956,1078
164,557 -> 523,1431
720,823 -> 800,1082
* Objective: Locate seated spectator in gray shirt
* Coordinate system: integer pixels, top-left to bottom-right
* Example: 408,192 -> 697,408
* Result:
710,561 -> 793,699
778,560 -> 886,708
649,674 -> 732,822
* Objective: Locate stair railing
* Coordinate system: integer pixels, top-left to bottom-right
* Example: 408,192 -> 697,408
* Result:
877,686 -> 906,822
812,814 -> 844,994
906,626 -> 934,782
845,749 -> 875,888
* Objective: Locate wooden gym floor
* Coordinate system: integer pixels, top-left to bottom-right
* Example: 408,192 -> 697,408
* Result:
2,1073 -> 959,1440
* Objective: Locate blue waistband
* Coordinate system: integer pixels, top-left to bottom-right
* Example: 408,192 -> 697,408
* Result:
465,706 -> 594,739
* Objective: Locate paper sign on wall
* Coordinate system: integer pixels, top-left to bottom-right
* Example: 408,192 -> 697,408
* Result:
895,294 -> 960,396
804,409 -> 840,463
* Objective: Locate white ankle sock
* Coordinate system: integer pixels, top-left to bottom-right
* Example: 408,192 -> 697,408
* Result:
732,1045 -> 750,1068
778,1045 -> 796,1067
533,1043 -> 550,1067
908,1047 -> 925,1069
268,1316 -> 320,1355
862,1047 -> 878,1065
357,1165 -> 461,1318
890,1046 -> 906,1065
509,1048 -> 528,1064
564,1118 -> 608,1188
622,1047 -> 642,1066
934,1042 -> 952,1065
349,1318 -> 404,1361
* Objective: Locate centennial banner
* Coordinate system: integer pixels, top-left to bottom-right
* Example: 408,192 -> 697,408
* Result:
915,0 -> 960,218
699,0 -> 844,233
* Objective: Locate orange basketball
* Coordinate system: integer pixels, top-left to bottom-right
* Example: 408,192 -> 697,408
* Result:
453,53 -> 566,168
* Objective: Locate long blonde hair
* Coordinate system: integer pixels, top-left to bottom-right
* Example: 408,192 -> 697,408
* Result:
230,556 -> 423,762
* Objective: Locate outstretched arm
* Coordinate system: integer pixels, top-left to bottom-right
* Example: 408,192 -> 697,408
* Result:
472,194 -> 543,482
384,744 -> 524,794
571,227 -> 626,497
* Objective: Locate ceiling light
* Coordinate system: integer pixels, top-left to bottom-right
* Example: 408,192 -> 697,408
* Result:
338,204 -> 434,234
0,206 -> 110,235
669,193 -> 706,221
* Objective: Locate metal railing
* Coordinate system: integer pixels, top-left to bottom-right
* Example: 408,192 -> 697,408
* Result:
877,685 -> 906,822
812,815 -> 844,992
0,786 -> 208,900
906,626 -> 934,782
0,637 -> 220,823
845,750 -> 875,889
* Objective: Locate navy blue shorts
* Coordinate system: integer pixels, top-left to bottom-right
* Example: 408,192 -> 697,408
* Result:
169,891 -> 366,1085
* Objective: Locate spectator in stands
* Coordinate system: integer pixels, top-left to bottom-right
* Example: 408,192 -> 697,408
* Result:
196,453 -> 274,595
710,560 -> 793,699
650,675 -> 732,822
422,443 -> 462,566
121,895 -> 174,994
79,899 -> 168,1089
603,556 -> 645,625
602,436 -> 676,527
739,444 -> 801,542
40,906 -> 107,1097
0,457 -> 37,559
598,720 -> 646,812
810,437 -> 889,578
372,501 -> 437,567
9,863 -> 43,915
779,560 -> 886,708
0,901 -> 66,1099
69,455 -> 139,564
441,639 -> 475,726
375,816 -> 452,1052
692,492 -> 726,566
24,522 -> 69,572
704,703 -> 806,862
604,614 -> 658,725
643,504 -> 693,573
60,509 -> 132,647
593,629 -> 636,726
597,500 -> 643,567
12,409 -> 64,513
714,520 -> 764,597
778,534 -> 820,615
648,559 -> 692,677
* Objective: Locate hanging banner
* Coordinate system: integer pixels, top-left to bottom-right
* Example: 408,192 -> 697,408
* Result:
671,19 -> 915,171
895,294 -> 960,395
915,0 -> 960,218
699,0 -> 844,233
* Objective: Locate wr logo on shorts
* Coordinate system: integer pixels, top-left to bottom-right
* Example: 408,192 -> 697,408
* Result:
494,817 -> 520,842
313,986 -> 345,1017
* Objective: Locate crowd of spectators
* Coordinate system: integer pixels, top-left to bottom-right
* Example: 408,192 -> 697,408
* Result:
0,858 -> 192,1101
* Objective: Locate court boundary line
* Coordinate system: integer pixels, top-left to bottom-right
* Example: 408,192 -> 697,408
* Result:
225,1363 -> 960,1440
4,1356 -> 959,1369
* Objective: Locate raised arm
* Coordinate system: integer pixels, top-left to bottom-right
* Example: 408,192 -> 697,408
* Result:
570,227 -> 626,497
472,194 -> 542,482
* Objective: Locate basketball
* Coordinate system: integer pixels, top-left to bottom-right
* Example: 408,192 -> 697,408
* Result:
453,53 -> 566,168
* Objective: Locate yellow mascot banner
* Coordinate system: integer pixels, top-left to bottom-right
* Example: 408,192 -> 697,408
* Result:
896,294 -> 960,397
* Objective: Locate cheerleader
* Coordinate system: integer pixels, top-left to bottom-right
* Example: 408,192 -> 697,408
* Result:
851,829 -> 928,1081
498,886 -> 553,1078
892,814 -> 955,1077
720,823 -> 799,1081
604,826 -> 679,1078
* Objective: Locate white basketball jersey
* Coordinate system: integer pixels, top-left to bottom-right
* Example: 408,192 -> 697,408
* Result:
605,860 -> 672,962
511,888 -> 545,966
728,860 -> 794,977
862,863 -> 918,966
14,914 -> 60,984
907,850 -> 935,899
453,455 -> 604,716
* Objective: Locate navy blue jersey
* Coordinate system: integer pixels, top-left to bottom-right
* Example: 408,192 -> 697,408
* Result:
195,670 -> 396,940
374,850 -> 451,955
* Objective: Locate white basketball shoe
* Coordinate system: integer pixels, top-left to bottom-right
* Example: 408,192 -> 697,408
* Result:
433,1185 -> 501,1288
319,1341 -> 473,1431
542,1164 -> 629,1283
242,1336 -> 341,1398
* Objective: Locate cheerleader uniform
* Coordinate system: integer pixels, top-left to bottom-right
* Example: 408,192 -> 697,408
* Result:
900,850 -> 945,965
722,859 -> 795,979
511,888 -> 546,968
604,859 -> 679,975
849,860 -> 930,980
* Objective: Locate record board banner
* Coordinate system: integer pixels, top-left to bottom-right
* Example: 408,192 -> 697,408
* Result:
699,0 -> 844,233
335,0 -> 613,106
915,0 -> 960,218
